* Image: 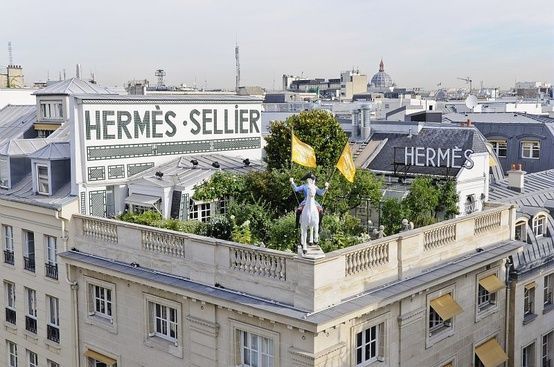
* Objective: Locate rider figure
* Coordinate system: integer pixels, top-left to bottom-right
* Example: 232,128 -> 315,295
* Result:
290,173 -> 329,229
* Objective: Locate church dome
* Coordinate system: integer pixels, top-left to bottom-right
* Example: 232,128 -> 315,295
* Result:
370,59 -> 393,88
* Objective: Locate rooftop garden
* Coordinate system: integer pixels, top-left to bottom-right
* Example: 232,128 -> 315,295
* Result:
119,110 -> 459,252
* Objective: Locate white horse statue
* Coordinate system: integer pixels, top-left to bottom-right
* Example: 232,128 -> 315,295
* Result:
300,182 -> 319,254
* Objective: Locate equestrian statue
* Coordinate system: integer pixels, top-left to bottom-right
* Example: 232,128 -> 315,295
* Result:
290,173 -> 329,255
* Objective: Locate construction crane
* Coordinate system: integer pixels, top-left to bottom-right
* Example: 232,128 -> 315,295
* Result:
457,76 -> 473,93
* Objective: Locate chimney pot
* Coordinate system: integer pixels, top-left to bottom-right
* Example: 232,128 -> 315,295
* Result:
507,163 -> 526,192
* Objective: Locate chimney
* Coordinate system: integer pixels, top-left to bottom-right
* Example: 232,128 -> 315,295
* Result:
76,64 -> 81,79
507,163 -> 525,192
466,119 -> 472,126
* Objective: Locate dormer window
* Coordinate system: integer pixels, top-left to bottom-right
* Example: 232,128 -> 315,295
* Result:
40,101 -> 63,120
521,141 -> 540,159
36,164 -> 50,195
0,156 -> 8,188
533,215 -> 546,237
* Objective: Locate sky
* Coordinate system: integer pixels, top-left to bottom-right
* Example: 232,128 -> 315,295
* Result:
1,0 -> 553,90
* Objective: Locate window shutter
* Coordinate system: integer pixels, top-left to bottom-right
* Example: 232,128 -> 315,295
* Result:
147,302 -> 156,336
179,193 -> 189,221
87,284 -> 95,316
378,323 -> 385,360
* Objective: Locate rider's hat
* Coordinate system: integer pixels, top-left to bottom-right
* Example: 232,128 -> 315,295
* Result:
302,172 -> 316,181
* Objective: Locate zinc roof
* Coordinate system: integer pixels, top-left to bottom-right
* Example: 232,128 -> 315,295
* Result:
33,78 -> 116,96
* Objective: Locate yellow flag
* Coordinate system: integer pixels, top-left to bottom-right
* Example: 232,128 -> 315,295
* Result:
291,133 -> 317,168
336,143 -> 356,183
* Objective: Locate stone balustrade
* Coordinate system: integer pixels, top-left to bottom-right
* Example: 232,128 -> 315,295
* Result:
82,217 -> 118,243
344,241 -> 390,276
423,224 -> 456,250
70,203 -> 514,312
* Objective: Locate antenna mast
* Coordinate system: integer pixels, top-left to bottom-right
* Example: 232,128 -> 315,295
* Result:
235,43 -> 240,93
8,41 -> 13,65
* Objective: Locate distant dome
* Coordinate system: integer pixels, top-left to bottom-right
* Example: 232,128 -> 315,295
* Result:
435,89 -> 448,101
370,59 -> 393,88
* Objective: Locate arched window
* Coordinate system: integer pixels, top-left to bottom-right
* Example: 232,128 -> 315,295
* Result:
532,215 -> 546,237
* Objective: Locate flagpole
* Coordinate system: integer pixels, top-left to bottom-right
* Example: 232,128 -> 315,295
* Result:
290,126 -> 300,205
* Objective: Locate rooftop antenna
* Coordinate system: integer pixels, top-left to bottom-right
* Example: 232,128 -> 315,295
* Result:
155,69 -> 166,89
235,42 -> 240,93
63,69 -> 66,80
8,41 -> 13,65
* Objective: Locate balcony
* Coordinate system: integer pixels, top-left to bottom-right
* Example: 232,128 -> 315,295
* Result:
5,308 -> 16,324
47,324 -> 60,343
3,250 -> 14,265
45,263 -> 58,280
25,315 -> 37,333
23,256 -> 35,272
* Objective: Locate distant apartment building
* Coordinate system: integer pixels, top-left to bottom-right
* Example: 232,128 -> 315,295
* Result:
340,70 -> 368,101
0,65 -> 24,89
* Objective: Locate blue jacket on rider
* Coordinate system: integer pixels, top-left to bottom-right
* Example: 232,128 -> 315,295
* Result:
291,182 -> 326,209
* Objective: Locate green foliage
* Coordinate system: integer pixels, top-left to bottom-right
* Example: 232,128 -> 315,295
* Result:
267,212 -> 297,252
380,198 -> 410,235
119,210 -> 162,225
403,177 -> 440,227
319,213 -> 364,252
264,110 -> 348,170
205,215 -> 232,241
230,217 -> 253,244
193,172 -> 245,201
178,220 -> 208,236
118,211 -> 208,236
325,169 -> 382,215
437,179 -> 460,219
227,200 -> 272,244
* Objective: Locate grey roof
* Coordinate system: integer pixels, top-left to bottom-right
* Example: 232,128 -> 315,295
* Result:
74,94 -> 262,104
128,153 -> 263,189
0,105 -> 36,144
28,142 -> 70,160
363,126 -> 488,177
489,169 -> 554,271
0,172 -> 76,210
59,239 -> 522,330
443,112 -> 549,124
33,78 -> 116,96
0,138 -> 49,156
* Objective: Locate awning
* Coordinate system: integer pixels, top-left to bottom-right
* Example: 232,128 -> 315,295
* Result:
475,338 -> 508,367
84,350 -> 117,365
430,294 -> 463,320
479,275 -> 505,293
442,363 -> 453,367
524,282 -> 536,290
125,193 -> 161,207
34,123 -> 61,131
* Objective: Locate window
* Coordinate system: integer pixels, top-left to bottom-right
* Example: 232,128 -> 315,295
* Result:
477,274 -> 503,312
84,350 -> 117,367
0,156 -> 9,187
474,337 -> 508,367
148,301 -> 178,342
521,141 -> 540,159
545,274 -> 553,307
524,284 -> 536,318
27,350 -> 38,367
39,101 -> 63,120
46,295 -> 60,343
543,332 -> 553,367
45,236 -> 58,280
533,215 -> 546,237
25,288 -> 37,334
5,281 -> 16,324
36,165 -> 50,195
23,231 -> 35,272
189,200 -> 211,222
47,360 -> 59,367
523,342 -> 535,367
237,329 -> 274,367
515,221 -> 527,242
3,225 -> 14,265
90,284 -> 113,320
489,139 -> 507,158
355,324 -> 383,366
7,340 -> 17,367
428,293 -> 462,337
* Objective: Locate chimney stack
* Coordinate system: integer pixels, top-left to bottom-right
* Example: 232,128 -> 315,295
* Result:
507,163 -> 525,192
76,64 -> 81,79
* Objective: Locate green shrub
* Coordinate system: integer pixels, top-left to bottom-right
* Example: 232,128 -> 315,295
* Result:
267,212 -> 297,251
206,215 -> 232,240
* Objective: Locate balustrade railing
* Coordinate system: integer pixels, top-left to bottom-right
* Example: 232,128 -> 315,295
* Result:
23,256 -> 35,272
45,263 -> 58,280
5,308 -> 16,324
141,230 -> 185,258
3,250 -> 14,265
47,324 -> 60,343
474,210 -> 502,235
424,224 -> 456,250
344,241 -> 390,276
82,218 -> 118,243
229,247 -> 287,281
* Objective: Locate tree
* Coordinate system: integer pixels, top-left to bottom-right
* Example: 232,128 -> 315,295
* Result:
264,110 -> 348,170
380,198 -> 410,235
324,169 -> 383,216
403,177 -> 440,227
437,179 -> 459,219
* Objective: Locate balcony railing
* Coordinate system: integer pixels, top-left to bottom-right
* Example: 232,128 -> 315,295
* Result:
3,250 -> 14,265
5,308 -> 16,324
45,263 -> 58,280
23,256 -> 35,272
47,324 -> 60,343
25,315 -> 37,333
